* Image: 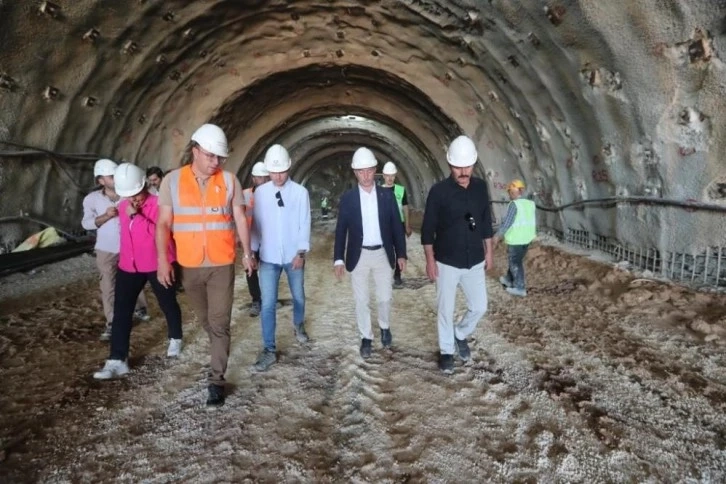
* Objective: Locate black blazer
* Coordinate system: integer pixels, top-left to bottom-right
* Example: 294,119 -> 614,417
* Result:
333,186 -> 407,272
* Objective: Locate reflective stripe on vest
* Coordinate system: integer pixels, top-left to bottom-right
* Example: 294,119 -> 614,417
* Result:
504,198 -> 536,245
242,188 -> 254,229
393,184 -> 405,222
168,166 -> 236,266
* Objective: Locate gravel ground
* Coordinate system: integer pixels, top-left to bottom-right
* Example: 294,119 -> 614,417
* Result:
1,227 -> 725,482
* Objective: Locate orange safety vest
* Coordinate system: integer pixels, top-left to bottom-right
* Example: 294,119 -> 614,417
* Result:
242,187 -> 254,229
168,165 -> 236,267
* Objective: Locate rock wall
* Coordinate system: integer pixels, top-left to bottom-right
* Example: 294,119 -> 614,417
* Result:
0,0 -> 725,251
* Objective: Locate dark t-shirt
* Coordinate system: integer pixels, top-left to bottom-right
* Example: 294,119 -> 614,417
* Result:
421,176 -> 494,269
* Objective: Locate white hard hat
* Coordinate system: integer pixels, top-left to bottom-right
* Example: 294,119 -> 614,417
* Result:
446,135 -> 478,167
264,144 -> 291,173
94,158 -> 118,177
251,161 -> 269,177
382,161 -> 397,175
191,123 -> 229,158
114,163 -> 146,197
351,147 -> 377,170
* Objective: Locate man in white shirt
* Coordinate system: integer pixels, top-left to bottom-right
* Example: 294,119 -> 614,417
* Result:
81,159 -> 148,341
333,148 -> 407,359
251,144 -> 311,371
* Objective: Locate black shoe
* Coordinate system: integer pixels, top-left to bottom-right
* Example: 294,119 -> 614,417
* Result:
438,354 -> 455,374
360,338 -> 372,359
206,384 -> 225,406
455,338 -> 471,362
393,277 -> 403,288
381,328 -> 392,348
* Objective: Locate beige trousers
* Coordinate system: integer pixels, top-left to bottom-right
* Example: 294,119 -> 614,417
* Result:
95,250 -> 147,324
350,248 -> 393,340
181,264 -> 235,386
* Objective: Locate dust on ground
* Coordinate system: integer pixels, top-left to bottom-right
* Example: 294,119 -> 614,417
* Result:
1,225 -> 725,482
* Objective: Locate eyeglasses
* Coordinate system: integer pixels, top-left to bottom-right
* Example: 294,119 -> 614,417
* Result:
275,191 -> 284,207
196,146 -> 228,164
464,213 -> 476,231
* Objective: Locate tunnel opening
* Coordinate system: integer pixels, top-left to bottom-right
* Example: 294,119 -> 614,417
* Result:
208,63 -> 462,206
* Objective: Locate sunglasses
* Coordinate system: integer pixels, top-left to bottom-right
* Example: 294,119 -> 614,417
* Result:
464,213 -> 476,231
275,191 -> 284,207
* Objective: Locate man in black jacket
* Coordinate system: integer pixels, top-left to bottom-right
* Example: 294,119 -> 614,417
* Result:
334,147 -> 407,359
421,135 -> 494,374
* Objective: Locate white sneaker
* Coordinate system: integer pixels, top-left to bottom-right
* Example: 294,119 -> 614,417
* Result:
93,359 -> 129,380
167,338 -> 183,357
499,276 -> 512,288
506,287 -> 527,297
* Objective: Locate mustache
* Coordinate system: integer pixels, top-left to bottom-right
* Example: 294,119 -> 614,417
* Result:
457,175 -> 470,179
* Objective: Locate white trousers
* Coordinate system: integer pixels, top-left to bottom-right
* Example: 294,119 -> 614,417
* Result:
436,261 -> 488,355
350,248 -> 394,340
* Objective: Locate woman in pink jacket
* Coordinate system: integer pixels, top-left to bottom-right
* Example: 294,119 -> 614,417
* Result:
94,163 -> 183,380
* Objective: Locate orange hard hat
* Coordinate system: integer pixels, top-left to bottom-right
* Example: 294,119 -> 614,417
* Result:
507,179 -> 525,190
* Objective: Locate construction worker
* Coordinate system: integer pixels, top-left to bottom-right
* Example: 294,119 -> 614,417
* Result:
93,163 -> 183,380
251,144 -> 311,372
421,135 -> 494,374
381,161 -> 412,287
243,161 -> 270,317
494,179 -> 536,297
334,148 -> 407,358
156,123 -> 254,407
321,195 -> 330,219
81,158 -> 149,341
145,166 -> 164,195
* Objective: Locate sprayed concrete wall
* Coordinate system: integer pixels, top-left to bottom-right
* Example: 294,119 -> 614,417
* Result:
0,1 -> 725,253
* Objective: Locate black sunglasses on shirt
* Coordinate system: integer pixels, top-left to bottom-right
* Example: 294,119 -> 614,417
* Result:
275,191 -> 284,207
464,213 -> 476,231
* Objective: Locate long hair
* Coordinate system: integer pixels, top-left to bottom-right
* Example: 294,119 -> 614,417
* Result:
180,141 -> 196,166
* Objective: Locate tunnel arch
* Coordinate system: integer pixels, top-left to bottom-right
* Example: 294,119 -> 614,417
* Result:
0,0 -> 725,254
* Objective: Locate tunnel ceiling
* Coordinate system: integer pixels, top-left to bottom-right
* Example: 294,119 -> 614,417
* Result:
1,0 -> 726,218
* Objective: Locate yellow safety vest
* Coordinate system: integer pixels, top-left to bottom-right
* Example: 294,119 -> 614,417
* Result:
504,198 -> 536,245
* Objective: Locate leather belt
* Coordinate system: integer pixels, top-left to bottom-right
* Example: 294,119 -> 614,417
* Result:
362,244 -> 383,250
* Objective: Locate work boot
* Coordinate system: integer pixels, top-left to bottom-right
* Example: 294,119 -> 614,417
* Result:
499,276 -> 512,288
134,308 -> 151,322
99,323 -> 112,341
93,359 -> 129,380
380,328 -> 392,348
506,287 -> 527,297
393,276 -> 403,288
167,338 -> 183,357
294,323 -> 310,343
438,354 -> 455,374
455,338 -> 471,362
359,338 -> 373,359
206,384 -> 225,407
249,301 -> 261,318
254,349 -> 277,372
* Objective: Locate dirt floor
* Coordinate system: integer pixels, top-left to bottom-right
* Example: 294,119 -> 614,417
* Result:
1,224 -> 726,483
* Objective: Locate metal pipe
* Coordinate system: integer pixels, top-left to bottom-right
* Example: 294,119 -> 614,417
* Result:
491,196 -> 726,213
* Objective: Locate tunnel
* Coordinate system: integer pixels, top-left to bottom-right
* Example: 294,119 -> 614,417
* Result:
1,1 -> 726,482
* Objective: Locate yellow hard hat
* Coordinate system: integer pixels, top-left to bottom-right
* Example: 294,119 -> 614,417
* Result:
508,179 -> 525,190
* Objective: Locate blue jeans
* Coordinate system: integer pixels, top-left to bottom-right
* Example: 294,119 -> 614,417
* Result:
507,244 -> 529,290
259,261 -> 305,351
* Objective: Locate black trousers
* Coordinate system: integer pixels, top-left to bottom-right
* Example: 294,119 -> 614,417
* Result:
246,269 -> 261,302
109,269 -> 183,361
394,222 -> 406,281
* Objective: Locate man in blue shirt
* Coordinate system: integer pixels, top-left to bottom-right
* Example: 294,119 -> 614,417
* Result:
252,144 -> 312,371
